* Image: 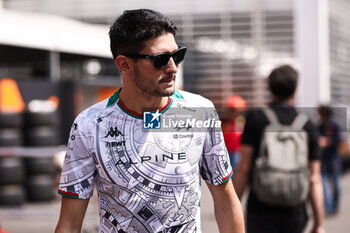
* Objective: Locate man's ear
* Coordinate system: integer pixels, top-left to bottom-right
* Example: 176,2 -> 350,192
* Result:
115,55 -> 133,74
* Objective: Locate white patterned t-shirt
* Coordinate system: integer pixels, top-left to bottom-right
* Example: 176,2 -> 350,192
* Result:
58,89 -> 233,233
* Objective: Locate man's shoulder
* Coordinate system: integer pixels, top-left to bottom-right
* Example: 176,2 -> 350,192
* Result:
172,89 -> 214,108
75,98 -> 110,123
245,107 -> 266,122
267,105 -> 316,132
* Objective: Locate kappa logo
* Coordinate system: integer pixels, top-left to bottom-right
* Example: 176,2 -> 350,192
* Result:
143,110 -> 161,129
105,127 -> 124,138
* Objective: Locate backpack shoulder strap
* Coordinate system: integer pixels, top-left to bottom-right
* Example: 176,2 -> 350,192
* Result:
291,113 -> 309,130
262,108 -> 279,125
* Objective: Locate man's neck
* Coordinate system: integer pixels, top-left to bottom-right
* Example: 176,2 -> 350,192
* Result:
272,96 -> 294,106
119,87 -> 170,114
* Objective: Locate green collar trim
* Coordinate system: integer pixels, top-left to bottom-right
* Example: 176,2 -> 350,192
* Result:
171,89 -> 184,100
106,88 -> 121,107
107,88 -> 174,119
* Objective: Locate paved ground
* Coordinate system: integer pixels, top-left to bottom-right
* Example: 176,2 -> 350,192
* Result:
0,172 -> 349,232
201,171 -> 350,233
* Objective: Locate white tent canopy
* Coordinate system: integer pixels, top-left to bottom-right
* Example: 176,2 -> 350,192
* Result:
0,9 -> 111,58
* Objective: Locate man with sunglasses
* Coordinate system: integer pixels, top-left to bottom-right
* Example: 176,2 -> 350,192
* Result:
55,9 -> 245,233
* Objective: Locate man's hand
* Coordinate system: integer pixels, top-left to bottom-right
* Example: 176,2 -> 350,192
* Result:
319,136 -> 330,148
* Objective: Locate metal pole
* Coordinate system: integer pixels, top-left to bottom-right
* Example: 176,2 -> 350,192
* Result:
252,0 -> 264,107
49,51 -> 61,82
294,0 -> 330,107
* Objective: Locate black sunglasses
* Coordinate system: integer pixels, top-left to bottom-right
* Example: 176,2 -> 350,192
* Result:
122,46 -> 187,70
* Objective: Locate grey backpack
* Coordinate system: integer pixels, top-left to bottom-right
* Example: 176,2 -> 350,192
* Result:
252,108 -> 310,207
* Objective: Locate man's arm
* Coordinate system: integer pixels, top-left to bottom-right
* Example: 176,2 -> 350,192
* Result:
309,160 -> 326,233
207,179 -> 245,233
233,144 -> 253,199
55,196 -> 89,233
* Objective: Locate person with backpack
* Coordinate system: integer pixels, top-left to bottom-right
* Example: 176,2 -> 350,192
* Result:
234,65 -> 325,233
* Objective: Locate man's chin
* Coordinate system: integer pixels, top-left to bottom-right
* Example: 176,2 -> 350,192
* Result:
155,86 -> 175,97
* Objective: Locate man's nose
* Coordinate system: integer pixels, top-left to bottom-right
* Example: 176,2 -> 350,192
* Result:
164,57 -> 178,73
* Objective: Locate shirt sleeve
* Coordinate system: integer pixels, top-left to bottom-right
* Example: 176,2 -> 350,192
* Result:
240,110 -> 258,147
305,120 -> 320,161
200,108 -> 233,185
58,116 -> 96,199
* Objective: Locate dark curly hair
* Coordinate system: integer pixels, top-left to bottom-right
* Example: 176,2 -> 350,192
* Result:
109,9 -> 177,59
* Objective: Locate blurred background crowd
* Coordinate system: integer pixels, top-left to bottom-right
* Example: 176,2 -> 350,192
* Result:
0,0 -> 350,232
